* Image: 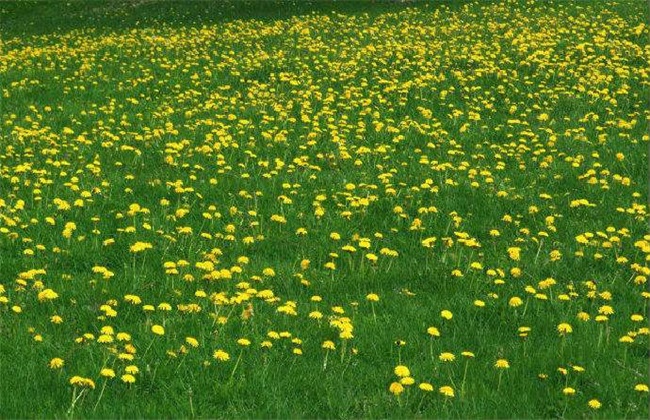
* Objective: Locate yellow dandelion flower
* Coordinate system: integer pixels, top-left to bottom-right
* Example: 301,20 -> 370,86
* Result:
389,382 -> 404,396
129,241 -> 153,253
588,399 -> 601,409
439,385 -> 455,398
427,327 -> 440,337
49,358 -> 64,369
557,323 -> 573,335
322,340 -> 336,350
563,387 -> 576,396
213,350 -> 230,361
394,365 -> 410,377
634,384 -> 649,392
37,289 -> 59,302
439,352 -> 455,362
495,359 -> 510,369
508,297 -> 523,307
400,376 -> 415,386
366,293 -> 379,302
419,382 -> 434,392
121,374 -> 136,384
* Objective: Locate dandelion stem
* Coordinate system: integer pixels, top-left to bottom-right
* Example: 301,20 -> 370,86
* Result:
461,360 -> 469,398
67,387 -> 85,418
561,399 -> 569,418
416,394 -> 426,413
497,371 -> 503,393
93,380 -> 108,412
143,338 -> 155,359
323,350 -> 329,370
229,350 -> 243,382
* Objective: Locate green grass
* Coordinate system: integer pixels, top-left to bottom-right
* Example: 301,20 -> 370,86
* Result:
0,0 -> 649,418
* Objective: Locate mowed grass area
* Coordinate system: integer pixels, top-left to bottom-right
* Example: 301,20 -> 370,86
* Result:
1,0 -> 649,417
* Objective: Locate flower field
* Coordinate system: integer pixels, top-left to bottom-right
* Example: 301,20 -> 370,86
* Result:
0,0 -> 648,417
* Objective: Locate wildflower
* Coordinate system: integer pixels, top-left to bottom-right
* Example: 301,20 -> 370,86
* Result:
100,326 -> 114,335
427,327 -> 440,337
121,374 -> 136,384
237,338 -> 251,347
441,310 -> 453,320
394,365 -> 410,377
49,358 -> 64,369
400,376 -> 415,386
598,305 -> 614,315
557,323 -> 573,335
419,383 -> 434,392
100,368 -> 115,378
588,399 -> 601,409
508,297 -> 523,307
213,350 -> 230,361
308,311 -> 323,320
129,241 -> 152,253
439,352 -> 455,362
634,384 -> 649,392
495,359 -> 510,369
563,387 -> 576,396
389,382 -> 404,396
37,289 -> 59,302
322,341 -> 335,350
366,293 -> 379,302
151,325 -> 165,336
124,294 -> 142,305
507,247 -> 521,261
69,376 -> 95,389
439,385 -> 455,397
340,330 -> 354,340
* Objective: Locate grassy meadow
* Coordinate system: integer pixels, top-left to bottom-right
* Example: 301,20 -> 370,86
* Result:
0,0 -> 649,417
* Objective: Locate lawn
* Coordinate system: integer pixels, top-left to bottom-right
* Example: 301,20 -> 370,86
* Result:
0,0 -> 648,417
